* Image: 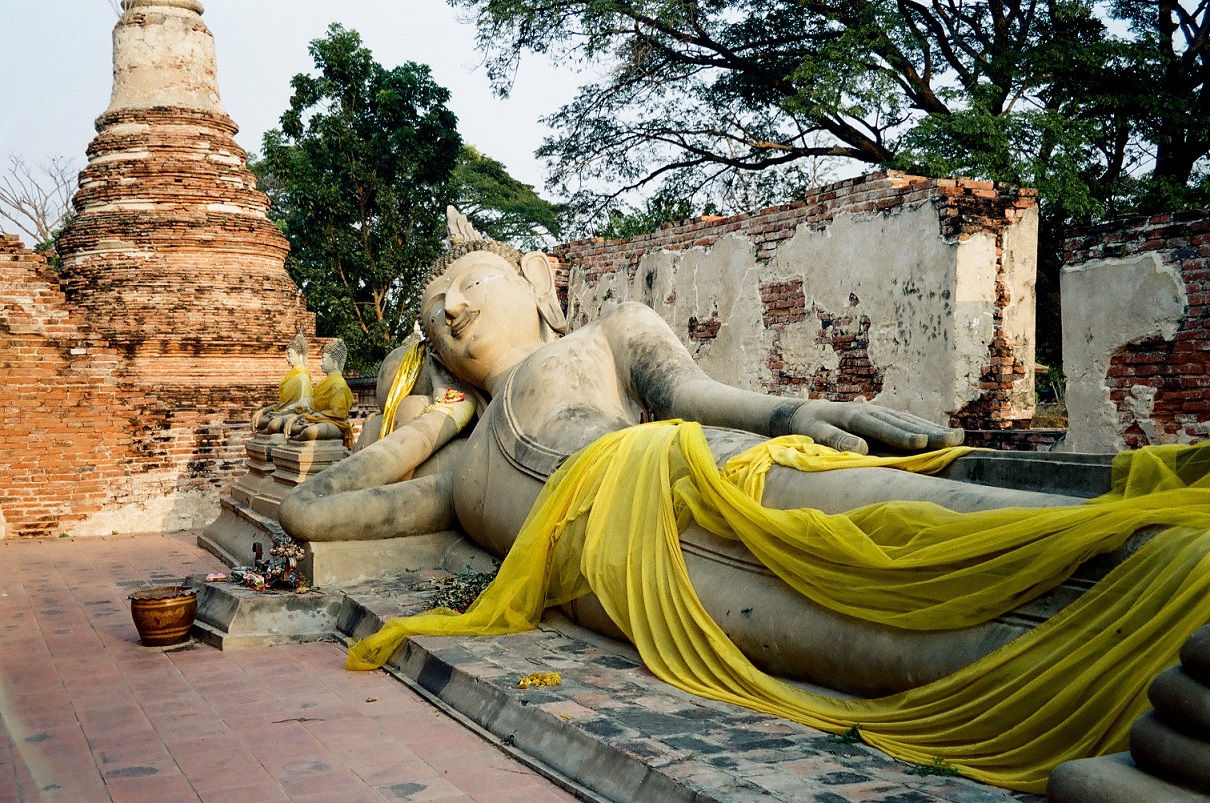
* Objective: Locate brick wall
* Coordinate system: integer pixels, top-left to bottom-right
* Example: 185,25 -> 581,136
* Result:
3,87 -> 322,537
2,236 -> 139,536
1062,212 -> 1210,451
0,235 -> 335,537
555,171 -> 1038,430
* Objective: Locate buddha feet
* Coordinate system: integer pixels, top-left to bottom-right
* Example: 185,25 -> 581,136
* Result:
1049,624 -> 1210,802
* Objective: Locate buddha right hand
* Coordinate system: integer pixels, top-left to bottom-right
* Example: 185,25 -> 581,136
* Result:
789,399 -> 964,455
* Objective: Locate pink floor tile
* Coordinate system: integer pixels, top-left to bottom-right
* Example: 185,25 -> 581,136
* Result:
0,532 -> 578,803
197,781 -> 291,803
103,769 -> 200,803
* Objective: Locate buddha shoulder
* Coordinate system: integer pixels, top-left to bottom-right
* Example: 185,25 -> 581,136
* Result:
505,314 -> 644,429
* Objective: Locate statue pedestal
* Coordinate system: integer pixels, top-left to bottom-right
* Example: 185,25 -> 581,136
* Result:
251,439 -> 350,519
201,438 -> 349,568
303,530 -> 491,588
199,494 -> 285,568
229,433 -> 282,506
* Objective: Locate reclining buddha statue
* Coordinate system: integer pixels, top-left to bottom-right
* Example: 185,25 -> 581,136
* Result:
279,208 -> 1210,794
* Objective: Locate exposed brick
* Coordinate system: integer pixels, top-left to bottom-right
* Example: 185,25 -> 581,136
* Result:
2,102 -> 317,537
1064,214 -> 1210,446
559,171 -> 1036,430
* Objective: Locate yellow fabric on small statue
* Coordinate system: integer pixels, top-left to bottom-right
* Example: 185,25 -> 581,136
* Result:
275,364 -> 313,410
347,422 -> 1210,792
380,341 -> 425,437
299,373 -> 355,449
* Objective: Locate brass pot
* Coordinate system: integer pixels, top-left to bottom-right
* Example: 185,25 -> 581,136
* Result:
129,585 -> 197,646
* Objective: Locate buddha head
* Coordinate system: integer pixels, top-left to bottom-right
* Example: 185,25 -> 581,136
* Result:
321,339 -> 347,375
286,332 -> 308,368
420,207 -> 566,388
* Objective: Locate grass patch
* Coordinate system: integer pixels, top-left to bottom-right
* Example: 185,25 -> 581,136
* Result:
1032,401 -> 1068,429
906,757 -> 960,777
827,724 -> 864,744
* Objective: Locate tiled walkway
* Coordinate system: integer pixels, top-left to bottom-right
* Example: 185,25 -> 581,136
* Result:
0,532 -> 579,803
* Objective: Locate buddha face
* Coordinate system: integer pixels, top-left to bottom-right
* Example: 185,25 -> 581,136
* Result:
321,352 -> 338,375
421,251 -> 545,388
287,347 -> 306,368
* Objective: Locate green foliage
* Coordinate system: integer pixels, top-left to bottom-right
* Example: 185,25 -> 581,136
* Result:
826,724 -> 864,744
594,190 -> 717,240
906,758 -> 960,777
36,215 -> 72,270
454,0 -> 1210,217
417,566 -> 500,613
454,0 -> 1210,362
452,145 -> 563,249
258,24 -> 462,372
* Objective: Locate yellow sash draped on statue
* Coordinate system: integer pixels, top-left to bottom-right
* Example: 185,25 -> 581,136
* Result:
300,373 -> 355,449
276,364 -> 313,410
346,421 -> 1210,792
380,341 -> 425,437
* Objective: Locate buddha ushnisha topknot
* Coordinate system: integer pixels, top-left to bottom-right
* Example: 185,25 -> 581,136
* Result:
424,239 -> 525,287
287,332 -> 308,358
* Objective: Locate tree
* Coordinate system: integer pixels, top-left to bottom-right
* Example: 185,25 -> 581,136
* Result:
594,189 -> 716,240
0,156 -> 78,256
452,0 -> 1210,367
1112,0 -> 1210,210
451,145 -> 563,248
260,24 -> 462,372
452,0 -> 1209,218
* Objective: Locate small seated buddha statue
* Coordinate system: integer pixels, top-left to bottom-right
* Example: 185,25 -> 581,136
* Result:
285,339 -> 355,449
251,333 -> 314,435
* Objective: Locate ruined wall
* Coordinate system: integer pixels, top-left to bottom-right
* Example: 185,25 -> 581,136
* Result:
0,0 -> 320,538
558,171 -> 1037,429
1,236 -> 129,537
1062,213 -> 1209,452
0,235 -> 243,537
0,235 -> 330,538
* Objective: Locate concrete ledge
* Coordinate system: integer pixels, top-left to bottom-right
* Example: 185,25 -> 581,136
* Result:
189,578 -> 343,650
940,450 -> 1114,499
198,496 -> 284,567
305,529 -> 486,587
335,579 -> 1037,803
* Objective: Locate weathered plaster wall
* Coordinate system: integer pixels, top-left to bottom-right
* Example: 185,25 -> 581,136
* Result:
1062,213 -> 1209,452
106,0 -> 223,117
558,172 -> 1037,429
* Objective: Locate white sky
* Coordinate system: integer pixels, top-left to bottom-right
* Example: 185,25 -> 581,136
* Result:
0,0 -> 583,191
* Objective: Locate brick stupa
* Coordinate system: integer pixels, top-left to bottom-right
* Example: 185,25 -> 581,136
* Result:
49,0 -> 316,532
59,0 -> 312,378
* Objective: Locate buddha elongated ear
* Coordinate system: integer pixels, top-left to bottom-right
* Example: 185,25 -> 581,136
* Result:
520,250 -> 568,335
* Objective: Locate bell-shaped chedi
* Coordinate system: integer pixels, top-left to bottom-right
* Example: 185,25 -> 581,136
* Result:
40,0 -> 317,535
58,0 -> 313,387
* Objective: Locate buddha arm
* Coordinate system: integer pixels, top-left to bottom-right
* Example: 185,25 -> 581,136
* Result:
278,402 -> 465,541
604,302 -> 960,454
604,303 -> 800,431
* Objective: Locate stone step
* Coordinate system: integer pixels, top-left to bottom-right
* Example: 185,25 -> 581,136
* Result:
190,565 -> 1037,802
189,577 -> 344,650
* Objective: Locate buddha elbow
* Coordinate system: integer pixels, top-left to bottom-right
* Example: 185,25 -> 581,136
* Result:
278,489 -> 322,542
